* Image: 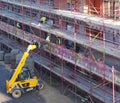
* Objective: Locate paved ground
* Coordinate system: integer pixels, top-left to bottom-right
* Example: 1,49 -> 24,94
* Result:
0,62 -> 74,103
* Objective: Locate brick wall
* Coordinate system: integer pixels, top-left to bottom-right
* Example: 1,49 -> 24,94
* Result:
86,0 -> 102,15
40,0 -> 46,5
54,0 -> 66,10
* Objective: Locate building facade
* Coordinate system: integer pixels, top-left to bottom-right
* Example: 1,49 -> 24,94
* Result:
0,0 -> 120,103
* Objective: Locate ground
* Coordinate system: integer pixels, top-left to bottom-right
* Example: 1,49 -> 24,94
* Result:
0,62 -> 74,103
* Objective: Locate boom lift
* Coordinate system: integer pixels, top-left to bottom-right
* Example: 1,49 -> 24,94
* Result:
6,43 -> 44,98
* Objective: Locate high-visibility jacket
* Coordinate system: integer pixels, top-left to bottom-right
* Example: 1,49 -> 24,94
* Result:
46,35 -> 50,42
17,23 -> 20,28
40,17 -> 47,23
56,38 -> 61,45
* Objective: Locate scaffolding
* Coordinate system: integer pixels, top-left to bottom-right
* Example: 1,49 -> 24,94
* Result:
0,0 -> 120,103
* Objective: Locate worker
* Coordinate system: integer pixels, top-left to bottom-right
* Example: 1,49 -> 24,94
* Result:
46,34 -> 50,42
56,37 -> 61,45
16,22 -> 21,36
40,16 -> 47,23
43,34 -> 51,49
17,22 -> 21,28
